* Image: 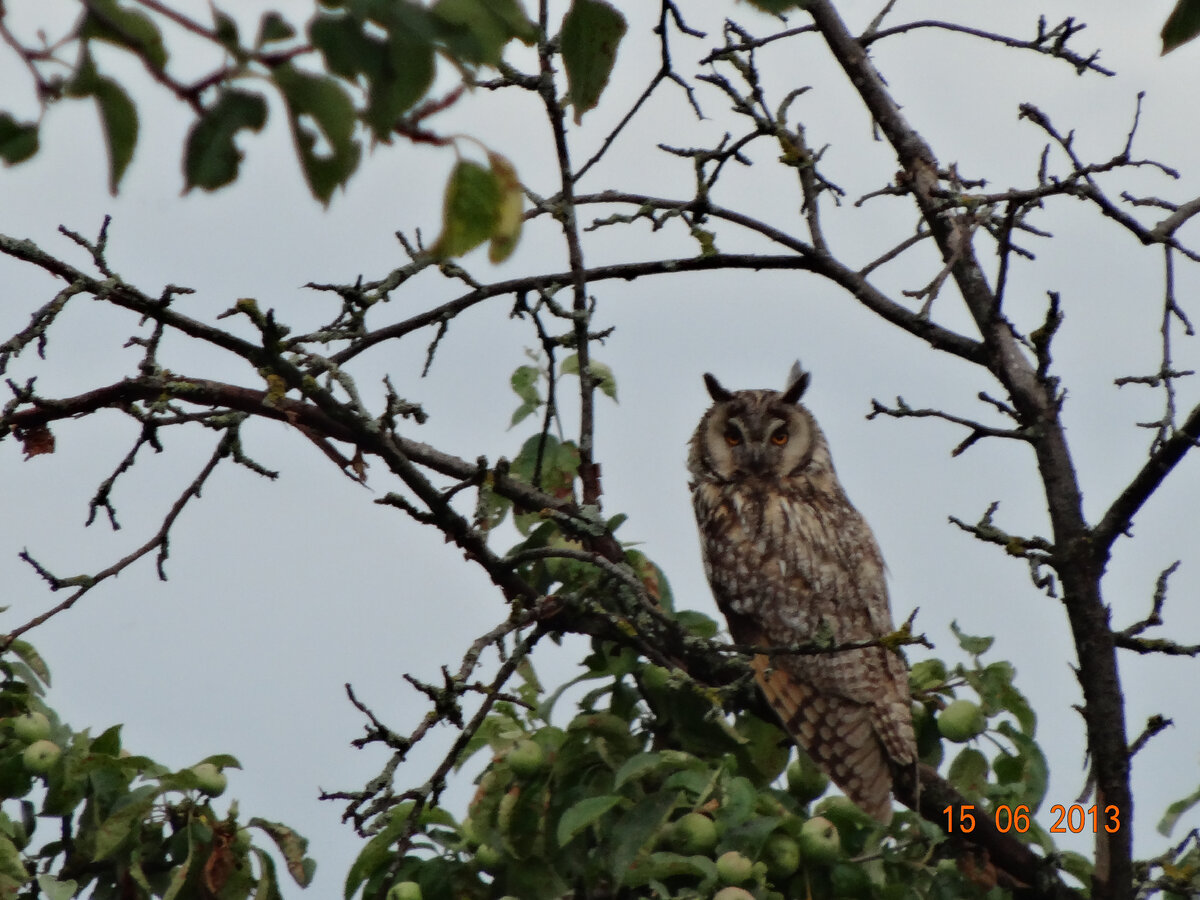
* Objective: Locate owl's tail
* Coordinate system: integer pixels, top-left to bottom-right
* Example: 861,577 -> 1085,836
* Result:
751,656 -> 899,824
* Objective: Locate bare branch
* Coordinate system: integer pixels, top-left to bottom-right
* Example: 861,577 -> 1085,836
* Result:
867,396 -> 1030,456
2,430 -> 253,648
1093,402 -> 1200,557
862,16 -> 1114,76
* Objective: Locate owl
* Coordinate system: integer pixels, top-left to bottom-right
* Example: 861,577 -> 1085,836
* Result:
687,363 -> 916,823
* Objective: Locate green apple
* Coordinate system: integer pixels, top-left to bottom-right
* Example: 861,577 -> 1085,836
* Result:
191,762 -> 228,797
937,699 -> 986,742
22,739 -> 61,774
716,850 -> 754,884
713,887 -> 755,900
475,844 -> 503,873
670,812 -> 718,855
12,711 -> 51,743
762,832 -> 801,878
786,754 -> 830,803
797,815 -> 841,865
386,882 -> 422,900
506,739 -> 546,778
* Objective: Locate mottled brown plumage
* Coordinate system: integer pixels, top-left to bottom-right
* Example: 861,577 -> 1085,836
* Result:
687,364 -> 915,823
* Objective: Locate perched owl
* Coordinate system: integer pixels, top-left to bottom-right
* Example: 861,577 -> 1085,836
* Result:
687,363 -> 916,823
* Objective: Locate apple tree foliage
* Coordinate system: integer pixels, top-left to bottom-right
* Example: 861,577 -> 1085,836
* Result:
5,2 -> 1200,900
0,638 -> 314,899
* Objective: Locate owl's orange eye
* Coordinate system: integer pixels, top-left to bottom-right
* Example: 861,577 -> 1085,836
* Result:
724,428 -> 742,446
771,430 -> 789,446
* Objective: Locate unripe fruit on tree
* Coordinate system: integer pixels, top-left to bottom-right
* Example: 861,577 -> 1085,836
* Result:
937,699 -> 986,742
12,712 -> 51,743
713,887 -> 755,900
786,755 -> 830,803
22,739 -> 61,774
506,739 -> 546,778
475,844 -> 503,873
670,813 -> 718,855
797,816 -> 841,864
386,882 -> 423,900
716,850 -> 754,885
191,763 -> 228,797
762,832 -> 801,878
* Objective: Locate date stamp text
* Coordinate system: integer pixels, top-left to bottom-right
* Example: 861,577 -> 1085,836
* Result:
942,803 -> 1121,834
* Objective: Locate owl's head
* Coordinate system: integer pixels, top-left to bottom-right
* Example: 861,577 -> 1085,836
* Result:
688,362 -> 824,482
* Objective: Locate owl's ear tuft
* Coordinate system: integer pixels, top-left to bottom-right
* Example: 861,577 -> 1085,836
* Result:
704,373 -> 734,402
781,361 -> 810,404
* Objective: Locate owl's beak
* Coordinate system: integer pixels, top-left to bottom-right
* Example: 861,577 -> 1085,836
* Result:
744,446 -> 768,474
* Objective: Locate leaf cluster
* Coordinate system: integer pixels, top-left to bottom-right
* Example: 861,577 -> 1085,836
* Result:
0,638 -> 314,900
344,607 -> 1076,900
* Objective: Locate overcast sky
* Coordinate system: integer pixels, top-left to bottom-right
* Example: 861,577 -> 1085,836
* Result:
2,1 -> 1199,896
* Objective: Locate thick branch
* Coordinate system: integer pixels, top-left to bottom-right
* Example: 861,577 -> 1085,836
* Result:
1093,401 -> 1200,556
803,4 -> 1132,896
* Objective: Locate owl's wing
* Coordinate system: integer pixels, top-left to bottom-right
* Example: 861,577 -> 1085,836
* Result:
753,653 -> 897,823
699,486 -> 915,823
723,605 -> 903,824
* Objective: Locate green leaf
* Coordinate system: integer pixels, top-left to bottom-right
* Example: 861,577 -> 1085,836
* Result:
0,754 -> 32,800
732,715 -> 790,785
35,875 -> 78,900
197,753 -> 242,769
0,115 -> 38,166
161,837 -> 193,900
560,0 -> 627,124
673,610 -> 718,639
488,151 -> 524,262
614,752 -> 664,789
429,0 -> 537,67
1163,0 -> 1200,54
432,160 -> 502,258
947,747 -> 988,796
511,433 -> 579,502
249,846 -> 282,900
488,0 -> 539,44
309,14 -> 375,81
0,835 -> 27,888
7,639 -> 50,686
1158,783 -> 1200,836
611,791 -> 679,886
950,620 -> 994,657
212,8 -> 240,54
623,851 -> 718,889
509,364 -> 541,426
511,365 -> 540,405
344,804 -> 416,900
561,353 -> 617,400
184,89 -> 269,192
79,0 -> 168,69
994,721 -> 1049,808
557,795 -> 624,847
94,784 -> 159,859
908,658 -> 947,693
91,724 -> 123,756
309,9 -> 436,138
67,53 -> 139,194
248,818 -> 314,887
1057,851 -> 1093,886
257,12 -> 296,47
432,0 -> 514,65
272,65 -> 361,205
625,549 -> 673,611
